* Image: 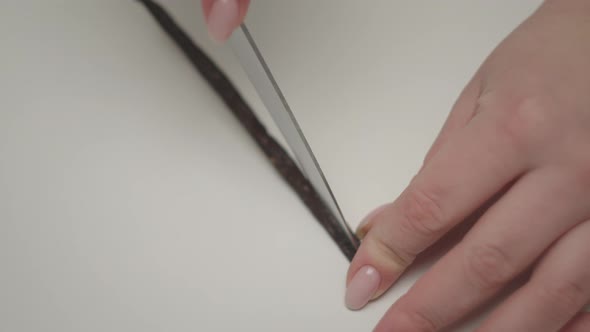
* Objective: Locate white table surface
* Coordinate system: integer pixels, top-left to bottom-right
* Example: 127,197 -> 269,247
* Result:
0,1 -> 542,331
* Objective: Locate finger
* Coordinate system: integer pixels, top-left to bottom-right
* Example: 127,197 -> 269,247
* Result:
373,167 -> 589,331
476,220 -> 590,332
201,0 -> 214,17
203,0 -> 251,42
561,313 -> 590,332
356,78 -> 482,239
356,203 -> 392,239
202,0 -> 250,22
345,107 -> 530,310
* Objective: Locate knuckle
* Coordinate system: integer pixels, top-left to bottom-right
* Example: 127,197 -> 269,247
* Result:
463,243 -> 514,290
405,311 -> 439,332
539,279 -> 587,313
373,235 -> 414,270
395,300 -> 443,332
398,186 -> 446,241
489,95 -> 551,150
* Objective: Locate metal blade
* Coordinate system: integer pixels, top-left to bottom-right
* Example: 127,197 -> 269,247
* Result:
229,24 -> 357,246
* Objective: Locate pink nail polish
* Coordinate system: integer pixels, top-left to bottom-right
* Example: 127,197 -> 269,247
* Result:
345,265 -> 381,310
207,0 -> 239,42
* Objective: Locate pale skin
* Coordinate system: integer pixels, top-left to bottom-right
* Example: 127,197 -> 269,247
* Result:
203,0 -> 590,330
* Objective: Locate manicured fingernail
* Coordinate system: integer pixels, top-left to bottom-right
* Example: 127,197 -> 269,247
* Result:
345,265 -> 381,310
356,204 -> 389,238
207,0 -> 239,42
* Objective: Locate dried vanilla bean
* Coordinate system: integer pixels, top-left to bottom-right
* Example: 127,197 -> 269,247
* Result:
138,0 -> 359,260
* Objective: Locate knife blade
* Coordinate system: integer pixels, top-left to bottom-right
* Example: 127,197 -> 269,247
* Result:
229,23 -> 358,249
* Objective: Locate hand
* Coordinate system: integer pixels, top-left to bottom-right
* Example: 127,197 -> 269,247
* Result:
201,0 -> 250,42
346,0 -> 590,331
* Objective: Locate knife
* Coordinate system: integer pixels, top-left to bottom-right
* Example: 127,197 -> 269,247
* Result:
229,23 -> 358,250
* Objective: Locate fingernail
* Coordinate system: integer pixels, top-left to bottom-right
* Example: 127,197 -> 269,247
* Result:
207,0 -> 239,42
356,204 -> 389,238
345,265 -> 381,310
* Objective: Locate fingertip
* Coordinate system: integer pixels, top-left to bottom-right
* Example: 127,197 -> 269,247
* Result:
345,232 -> 409,310
206,0 -> 240,43
345,265 -> 381,310
201,0 -> 214,19
237,0 -> 251,23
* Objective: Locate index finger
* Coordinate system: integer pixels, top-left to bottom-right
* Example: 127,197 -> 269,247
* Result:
202,0 -> 251,42
345,108 -> 529,310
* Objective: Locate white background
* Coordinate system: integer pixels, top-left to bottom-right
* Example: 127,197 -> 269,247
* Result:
0,1 -> 542,331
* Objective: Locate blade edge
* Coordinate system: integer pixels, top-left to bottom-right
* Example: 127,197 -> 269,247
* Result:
229,24 -> 357,246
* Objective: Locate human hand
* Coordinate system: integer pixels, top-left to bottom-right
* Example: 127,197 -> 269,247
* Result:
201,0 -> 250,42
346,0 -> 590,331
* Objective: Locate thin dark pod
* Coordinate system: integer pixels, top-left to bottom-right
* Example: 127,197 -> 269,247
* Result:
137,0 -> 359,261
